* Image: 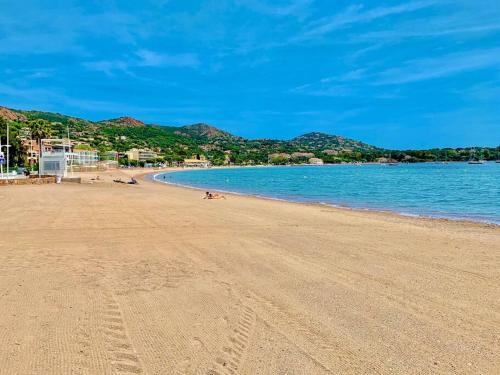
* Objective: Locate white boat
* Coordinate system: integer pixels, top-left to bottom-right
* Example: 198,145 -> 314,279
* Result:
386,152 -> 399,166
468,149 -> 484,164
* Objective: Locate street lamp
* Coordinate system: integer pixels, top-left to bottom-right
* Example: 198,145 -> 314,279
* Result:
0,122 -> 11,178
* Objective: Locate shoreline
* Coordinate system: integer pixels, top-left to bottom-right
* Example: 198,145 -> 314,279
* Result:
147,168 -> 500,228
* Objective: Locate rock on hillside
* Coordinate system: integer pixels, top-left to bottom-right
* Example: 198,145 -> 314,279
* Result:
0,106 -> 27,122
99,117 -> 145,127
179,123 -> 239,139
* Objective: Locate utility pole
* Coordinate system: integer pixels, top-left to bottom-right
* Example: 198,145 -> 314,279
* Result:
0,138 -> 3,178
0,121 -> 11,178
38,139 -> 41,178
67,125 -> 72,176
6,122 -> 9,176
30,131 -> 34,172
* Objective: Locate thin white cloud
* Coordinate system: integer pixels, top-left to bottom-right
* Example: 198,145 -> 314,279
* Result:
0,4 -> 146,56
375,48 -> 500,85
356,22 -> 500,42
83,60 -> 131,76
236,0 -> 313,16
0,82 -> 203,115
302,1 -> 436,38
83,50 -> 200,76
135,50 -> 199,68
290,84 -> 355,97
290,69 -> 368,96
320,69 -> 367,83
3,68 -> 56,80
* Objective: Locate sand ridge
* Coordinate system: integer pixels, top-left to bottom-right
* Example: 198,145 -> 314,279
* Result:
0,169 -> 499,374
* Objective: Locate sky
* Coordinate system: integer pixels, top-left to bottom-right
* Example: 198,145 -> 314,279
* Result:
0,0 -> 499,149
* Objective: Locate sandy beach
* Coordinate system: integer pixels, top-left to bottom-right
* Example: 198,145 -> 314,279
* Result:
0,168 -> 499,375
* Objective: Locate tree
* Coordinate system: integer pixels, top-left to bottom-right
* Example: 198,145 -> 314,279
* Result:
0,118 -> 25,168
28,119 -> 53,173
29,119 -> 53,142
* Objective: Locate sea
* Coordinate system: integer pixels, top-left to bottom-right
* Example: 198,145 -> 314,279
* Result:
154,163 -> 500,224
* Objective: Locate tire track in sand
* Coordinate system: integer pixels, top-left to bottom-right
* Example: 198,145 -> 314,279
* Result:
101,289 -> 146,374
208,305 -> 256,375
74,313 -> 92,375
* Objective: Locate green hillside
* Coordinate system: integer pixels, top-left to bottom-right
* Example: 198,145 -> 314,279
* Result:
0,105 -> 498,167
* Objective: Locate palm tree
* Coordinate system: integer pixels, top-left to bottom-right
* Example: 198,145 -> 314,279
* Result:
29,119 -> 52,142
28,119 -> 52,175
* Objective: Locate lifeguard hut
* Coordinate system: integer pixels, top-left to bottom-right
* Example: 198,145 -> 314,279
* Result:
39,139 -> 72,177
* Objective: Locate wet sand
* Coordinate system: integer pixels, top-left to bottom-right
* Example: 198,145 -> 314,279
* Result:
0,169 -> 499,374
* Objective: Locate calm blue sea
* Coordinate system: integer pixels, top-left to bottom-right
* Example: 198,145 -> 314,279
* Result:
155,163 -> 500,224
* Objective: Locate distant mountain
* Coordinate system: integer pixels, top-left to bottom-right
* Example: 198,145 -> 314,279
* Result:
0,106 -> 27,122
0,105 -> 385,166
17,109 -> 87,124
178,123 -> 240,140
98,117 -> 145,128
3,105 -> 495,165
291,132 -> 377,151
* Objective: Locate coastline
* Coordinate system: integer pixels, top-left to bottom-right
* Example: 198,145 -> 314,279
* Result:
149,167 -> 500,228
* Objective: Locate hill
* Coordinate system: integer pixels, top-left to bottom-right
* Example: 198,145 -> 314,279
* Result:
291,132 -> 377,151
1,105 -> 497,166
0,106 -> 27,122
177,123 -> 240,141
98,117 -> 145,128
17,109 -> 87,124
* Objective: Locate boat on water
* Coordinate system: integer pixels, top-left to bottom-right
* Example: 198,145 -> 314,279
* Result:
442,152 -> 449,164
468,149 -> 484,164
385,152 -> 399,166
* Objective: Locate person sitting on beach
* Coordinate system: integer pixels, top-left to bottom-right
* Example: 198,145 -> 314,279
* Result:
203,191 -> 226,200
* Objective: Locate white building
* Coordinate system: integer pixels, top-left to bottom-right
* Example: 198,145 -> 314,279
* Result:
39,140 -> 99,176
39,139 -> 71,176
71,148 -> 99,166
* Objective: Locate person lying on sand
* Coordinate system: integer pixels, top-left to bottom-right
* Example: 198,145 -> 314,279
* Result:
203,191 -> 226,200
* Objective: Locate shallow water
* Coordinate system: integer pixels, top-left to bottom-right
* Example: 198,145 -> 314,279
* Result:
155,163 -> 500,224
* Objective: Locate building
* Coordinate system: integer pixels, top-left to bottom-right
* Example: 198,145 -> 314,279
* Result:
184,154 -> 210,168
126,148 -> 158,162
21,139 -> 40,168
39,139 -> 72,176
71,148 -> 99,166
101,150 -> 119,161
38,140 -> 100,175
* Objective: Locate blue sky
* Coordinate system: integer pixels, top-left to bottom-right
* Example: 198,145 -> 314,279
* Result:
1,0 -> 499,148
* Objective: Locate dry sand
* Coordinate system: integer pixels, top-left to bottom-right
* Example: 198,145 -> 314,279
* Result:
0,168 -> 499,375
